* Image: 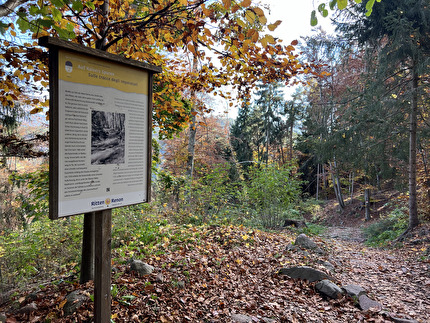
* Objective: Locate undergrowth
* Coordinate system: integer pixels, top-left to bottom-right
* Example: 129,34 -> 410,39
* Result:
363,207 -> 409,246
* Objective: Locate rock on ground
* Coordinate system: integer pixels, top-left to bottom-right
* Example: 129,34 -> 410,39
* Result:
278,266 -> 331,282
315,279 -> 343,299
130,259 -> 154,275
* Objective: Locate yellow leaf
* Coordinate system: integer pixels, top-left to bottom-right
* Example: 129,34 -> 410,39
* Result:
268,20 -> 282,31
245,11 -> 256,24
237,18 -> 246,28
264,34 -> 275,44
259,14 -> 267,25
260,37 -> 267,48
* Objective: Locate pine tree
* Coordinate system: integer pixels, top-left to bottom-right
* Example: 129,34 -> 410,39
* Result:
337,0 -> 430,230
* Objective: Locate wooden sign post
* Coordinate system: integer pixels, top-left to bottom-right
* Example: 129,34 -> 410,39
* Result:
94,209 -> 112,322
39,37 -> 161,322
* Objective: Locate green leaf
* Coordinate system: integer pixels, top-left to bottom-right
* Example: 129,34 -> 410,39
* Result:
337,0 -> 348,10
52,7 -> 62,21
310,10 -> 318,27
66,22 -> 75,32
318,3 -> 329,17
354,0 -> 363,3
0,22 -> 9,34
329,0 -> 337,10
29,5 -> 39,15
16,16 -> 31,32
54,25 -> 73,39
72,0 -> 84,12
86,1 -> 95,10
38,19 -> 54,27
51,0 -> 64,7
366,0 -> 375,11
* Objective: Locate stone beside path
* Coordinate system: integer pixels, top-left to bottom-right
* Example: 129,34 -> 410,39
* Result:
277,233 -> 423,322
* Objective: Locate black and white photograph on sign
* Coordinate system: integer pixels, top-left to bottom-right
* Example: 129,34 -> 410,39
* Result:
91,110 -> 125,165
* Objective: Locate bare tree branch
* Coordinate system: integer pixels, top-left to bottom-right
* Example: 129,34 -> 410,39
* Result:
0,0 -> 29,17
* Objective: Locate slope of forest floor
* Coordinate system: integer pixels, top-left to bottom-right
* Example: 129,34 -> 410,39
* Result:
1,195 -> 429,322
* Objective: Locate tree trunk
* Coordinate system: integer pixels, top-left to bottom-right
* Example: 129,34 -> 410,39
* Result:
289,120 -> 293,161
349,171 -> 354,203
186,54 -> 198,181
330,161 -> 345,209
364,188 -> 371,221
80,0 -> 109,284
408,66 -> 419,229
316,164 -> 320,200
186,109 -> 197,179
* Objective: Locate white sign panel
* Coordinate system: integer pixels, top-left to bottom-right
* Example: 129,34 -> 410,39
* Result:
56,49 -> 150,217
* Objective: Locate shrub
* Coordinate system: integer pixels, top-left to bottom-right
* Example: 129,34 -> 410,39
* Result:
245,163 -> 302,228
363,207 -> 408,246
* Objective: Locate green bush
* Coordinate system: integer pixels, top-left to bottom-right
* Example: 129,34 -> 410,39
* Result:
245,163 -> 302,228
0,216 -> 83,291
363,207 -> 408,246
9,164 -> 49,227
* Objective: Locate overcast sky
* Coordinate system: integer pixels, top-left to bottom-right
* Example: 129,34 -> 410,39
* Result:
262,0 -> 335,43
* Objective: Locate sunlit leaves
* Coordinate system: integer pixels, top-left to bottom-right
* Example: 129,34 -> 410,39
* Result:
337,0 -> 348,10
1,0 -> 316,136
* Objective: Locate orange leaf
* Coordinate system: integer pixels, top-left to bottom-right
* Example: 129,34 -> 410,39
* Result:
240,0 -> 251,7
253,7 -> 265,17
58,299 -> 67,309
187,43 -> 195,53
222,0 -> 231,10
30,107 -> 43,114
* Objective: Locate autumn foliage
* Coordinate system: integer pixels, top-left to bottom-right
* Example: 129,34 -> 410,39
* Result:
0,0 -> 314,139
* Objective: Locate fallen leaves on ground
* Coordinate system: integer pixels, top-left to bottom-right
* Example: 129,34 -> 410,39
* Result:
1,224 -> 429,322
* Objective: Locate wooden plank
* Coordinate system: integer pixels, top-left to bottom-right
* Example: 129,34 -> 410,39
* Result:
146,74 -> 154,202
94,209 -> 112,323
80,212 -> 95,283
48,48 -> 60,219
38,36 -> 162,73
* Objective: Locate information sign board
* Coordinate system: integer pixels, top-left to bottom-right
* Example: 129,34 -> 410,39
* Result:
39,37 -> 162,218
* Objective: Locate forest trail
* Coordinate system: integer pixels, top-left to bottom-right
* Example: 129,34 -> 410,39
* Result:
322,226 -> 366,243
319,225 -> 430,322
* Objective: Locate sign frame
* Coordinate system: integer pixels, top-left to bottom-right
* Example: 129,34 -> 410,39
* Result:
39,36 -> 162,219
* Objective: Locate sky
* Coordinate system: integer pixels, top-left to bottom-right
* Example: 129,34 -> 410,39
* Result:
261,0 -> 334,43
215,0 -> 336,118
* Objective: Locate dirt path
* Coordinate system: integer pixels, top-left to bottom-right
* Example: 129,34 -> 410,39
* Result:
320,227 -> 430,322
322,226 -> 366,243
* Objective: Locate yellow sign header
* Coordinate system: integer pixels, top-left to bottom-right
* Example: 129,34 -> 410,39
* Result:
59,50 -> 149,94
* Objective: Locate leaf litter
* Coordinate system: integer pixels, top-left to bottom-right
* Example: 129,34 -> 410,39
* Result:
1,224 -> 429,322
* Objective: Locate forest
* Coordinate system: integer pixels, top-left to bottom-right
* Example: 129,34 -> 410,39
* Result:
0,0 -> 429,322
